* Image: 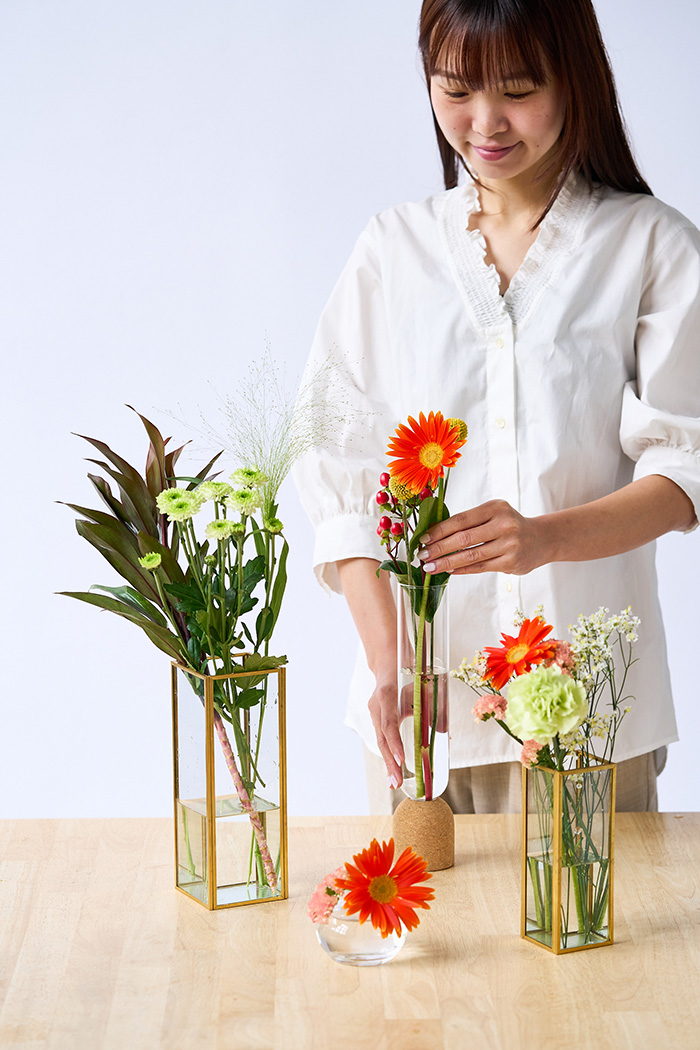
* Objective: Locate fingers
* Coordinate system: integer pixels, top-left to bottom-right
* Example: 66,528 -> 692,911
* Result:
419,500 -> 539,576
368,679 -> 404,789
420,536 -> 503,575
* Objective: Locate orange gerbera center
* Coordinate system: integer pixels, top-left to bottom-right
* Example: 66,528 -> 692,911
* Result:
506,643 -> 529,664
418,442 -> 445,469
368,874 -> 398,903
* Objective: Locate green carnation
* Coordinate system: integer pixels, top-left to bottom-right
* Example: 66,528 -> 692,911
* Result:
205,519 -> 243,542
197,481 -> 234,502
138,552 -> 162,570
155,488 -> 203,522
230,467 -> 268,489
505,665 -> 588,745
225,488 -> 262,514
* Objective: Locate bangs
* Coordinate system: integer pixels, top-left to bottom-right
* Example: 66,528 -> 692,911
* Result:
424,2 -> 552,90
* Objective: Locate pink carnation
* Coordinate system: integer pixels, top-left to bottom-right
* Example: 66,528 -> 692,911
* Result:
549,641 -> 576,673
307,866 -> 346,924
472,694 -> 507,722
521,739 -> 543,767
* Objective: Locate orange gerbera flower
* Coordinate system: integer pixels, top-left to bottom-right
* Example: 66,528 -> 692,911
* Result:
387,411 -> 466,494
335,838 -> 434,938
483,616 -> 557,692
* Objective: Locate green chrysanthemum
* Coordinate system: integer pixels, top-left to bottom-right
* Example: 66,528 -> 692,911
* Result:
204,519 -> 242,542
230,467 -> 268,489
197,481 -> 234,502
388,476 -> 416,502
155,488 -> 203,522
263,517 -> 284,534
138,552 -> 162,570
225,488 -> 262,514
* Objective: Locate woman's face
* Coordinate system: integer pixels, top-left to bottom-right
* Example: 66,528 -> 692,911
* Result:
429,69 -> 566,189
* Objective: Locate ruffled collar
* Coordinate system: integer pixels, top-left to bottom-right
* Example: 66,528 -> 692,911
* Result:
438,171 -> 599,330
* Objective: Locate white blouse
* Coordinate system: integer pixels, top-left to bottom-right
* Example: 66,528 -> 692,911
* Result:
293,173 -> 700,767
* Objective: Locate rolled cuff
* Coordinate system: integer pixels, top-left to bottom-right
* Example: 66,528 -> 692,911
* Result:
312,512 -> 383,594
632,443 -> 700,532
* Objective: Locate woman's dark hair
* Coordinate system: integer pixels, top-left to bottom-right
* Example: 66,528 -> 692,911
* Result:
419,0 -> 652,221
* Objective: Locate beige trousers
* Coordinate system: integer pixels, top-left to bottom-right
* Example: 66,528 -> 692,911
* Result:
364,746 -> 667,815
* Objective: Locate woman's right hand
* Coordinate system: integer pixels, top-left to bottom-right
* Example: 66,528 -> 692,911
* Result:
367,668 -> 404,789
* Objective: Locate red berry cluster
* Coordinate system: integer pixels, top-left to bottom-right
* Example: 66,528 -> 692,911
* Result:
375,472 -> 433,552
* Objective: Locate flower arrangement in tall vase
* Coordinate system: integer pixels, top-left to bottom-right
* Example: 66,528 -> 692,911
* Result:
376,411 -> 467,870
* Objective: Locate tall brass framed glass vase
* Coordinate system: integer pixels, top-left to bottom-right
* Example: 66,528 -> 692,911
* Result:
171,659 -> 288,909
521,760 -> 615,953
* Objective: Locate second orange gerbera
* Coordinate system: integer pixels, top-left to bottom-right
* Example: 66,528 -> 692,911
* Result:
335,838 -> 434,938
387,411 -> 466,494
483,616 -> 557,692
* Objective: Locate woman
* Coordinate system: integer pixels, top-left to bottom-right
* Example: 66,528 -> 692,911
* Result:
294,0 -> 700,813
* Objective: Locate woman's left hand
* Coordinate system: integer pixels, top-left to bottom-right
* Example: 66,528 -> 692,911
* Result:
418,499 -> 547,577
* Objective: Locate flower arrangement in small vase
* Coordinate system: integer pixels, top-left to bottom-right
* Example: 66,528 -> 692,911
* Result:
454,606 -> 639,952
376,411 -> 467,869
309,837 -> 434,966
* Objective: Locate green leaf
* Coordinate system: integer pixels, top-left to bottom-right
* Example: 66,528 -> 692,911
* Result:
89,584 -> 168,626
164,579 -> 207,614
408,496 -> 450,560
87,474 -> 132,526
59,591 -> 186,661
377,559 -> 410,586
243,653 -> 287,672
235,686 -> 265,710
126,406 -> 168,499
59,501 -> 128,531
75,520 -> 161,603
84,459 -> 157,536
268,537 -> 289,622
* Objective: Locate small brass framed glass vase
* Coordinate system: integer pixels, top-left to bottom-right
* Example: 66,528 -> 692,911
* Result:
171,660 -> 288,909
521,760 -> 615,953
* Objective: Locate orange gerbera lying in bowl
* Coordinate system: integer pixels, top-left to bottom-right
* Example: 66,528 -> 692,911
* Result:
309,838 -> 435,940
335,838 -> 435,938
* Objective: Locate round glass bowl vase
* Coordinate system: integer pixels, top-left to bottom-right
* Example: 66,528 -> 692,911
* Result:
316,902 -> 406,966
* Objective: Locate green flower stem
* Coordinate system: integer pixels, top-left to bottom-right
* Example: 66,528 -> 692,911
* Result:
528,856 -> 545,930
181,804 -> 196,877
413,576 -> 431,799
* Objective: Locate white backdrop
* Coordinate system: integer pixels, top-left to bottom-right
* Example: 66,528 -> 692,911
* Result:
1,0 -> 698,818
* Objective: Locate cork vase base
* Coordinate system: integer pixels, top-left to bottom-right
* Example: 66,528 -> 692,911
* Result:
392,796 -> 455,871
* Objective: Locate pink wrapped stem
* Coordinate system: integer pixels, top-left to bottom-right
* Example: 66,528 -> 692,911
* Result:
213,710 -> 279,893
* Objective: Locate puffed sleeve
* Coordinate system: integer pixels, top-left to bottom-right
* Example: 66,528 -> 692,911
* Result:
620,223 -> 700,528
292,219 -> 398,593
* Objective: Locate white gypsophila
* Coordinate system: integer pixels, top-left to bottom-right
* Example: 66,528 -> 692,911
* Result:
451,651 -> 488,691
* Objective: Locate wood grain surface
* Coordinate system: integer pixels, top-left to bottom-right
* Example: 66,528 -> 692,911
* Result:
1,814 -> 698,1049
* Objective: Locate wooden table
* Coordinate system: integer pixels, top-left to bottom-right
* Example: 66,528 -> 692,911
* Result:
1,814 -> 699,1049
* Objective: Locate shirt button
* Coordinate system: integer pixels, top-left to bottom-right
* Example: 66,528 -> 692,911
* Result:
505,581 -> 513,593
495,336 -> 505,349
496,417 -> 506,429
